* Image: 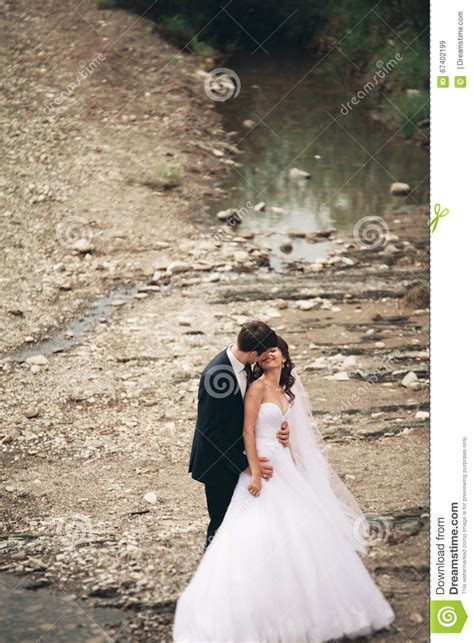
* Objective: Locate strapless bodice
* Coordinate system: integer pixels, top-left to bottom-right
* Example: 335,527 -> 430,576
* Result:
255,402 -> 290,446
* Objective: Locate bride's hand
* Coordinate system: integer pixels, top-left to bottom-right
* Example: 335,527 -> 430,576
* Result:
247,473 -> 262,497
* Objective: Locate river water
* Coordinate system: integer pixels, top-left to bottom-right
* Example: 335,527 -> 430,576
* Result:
210,52 -> 429,268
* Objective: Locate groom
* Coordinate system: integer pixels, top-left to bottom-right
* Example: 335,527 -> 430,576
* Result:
189,320 -> 290,547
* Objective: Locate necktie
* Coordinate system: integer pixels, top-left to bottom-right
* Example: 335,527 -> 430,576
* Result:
244,363 -> 253,385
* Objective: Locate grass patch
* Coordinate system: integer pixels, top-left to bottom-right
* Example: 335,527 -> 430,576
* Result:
163,165 -> 182,184
383,90 -> 430,138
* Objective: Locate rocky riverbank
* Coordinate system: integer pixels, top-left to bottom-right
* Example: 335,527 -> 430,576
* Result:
1,1 -> 429,641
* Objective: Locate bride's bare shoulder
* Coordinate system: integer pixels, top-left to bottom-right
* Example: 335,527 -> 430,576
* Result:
248,378 -> 265,394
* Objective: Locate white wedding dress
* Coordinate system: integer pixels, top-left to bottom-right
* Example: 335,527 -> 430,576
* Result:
174,393 -> 395,642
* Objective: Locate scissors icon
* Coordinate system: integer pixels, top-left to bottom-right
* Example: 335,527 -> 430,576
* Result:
429,203 -> 449,233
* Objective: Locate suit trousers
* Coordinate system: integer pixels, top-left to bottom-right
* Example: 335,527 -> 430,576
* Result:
204,476 -> 239,549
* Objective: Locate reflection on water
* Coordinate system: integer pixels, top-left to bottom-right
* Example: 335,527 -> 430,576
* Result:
210,52 -> 429,267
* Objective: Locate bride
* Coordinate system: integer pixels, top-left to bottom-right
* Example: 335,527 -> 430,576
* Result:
174,336 -> 394,642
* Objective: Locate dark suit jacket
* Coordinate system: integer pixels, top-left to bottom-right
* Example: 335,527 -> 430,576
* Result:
189,349 -> 249,484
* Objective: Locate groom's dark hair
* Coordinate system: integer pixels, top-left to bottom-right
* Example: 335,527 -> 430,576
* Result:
237,320 -> 278,355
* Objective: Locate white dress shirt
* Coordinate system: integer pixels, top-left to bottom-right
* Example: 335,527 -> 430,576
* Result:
226,345 -> 248,398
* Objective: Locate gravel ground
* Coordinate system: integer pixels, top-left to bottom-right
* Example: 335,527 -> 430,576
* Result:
1,1 -> 429,641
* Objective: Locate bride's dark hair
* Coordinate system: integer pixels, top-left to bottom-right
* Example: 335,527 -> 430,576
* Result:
253,335 -> 296,403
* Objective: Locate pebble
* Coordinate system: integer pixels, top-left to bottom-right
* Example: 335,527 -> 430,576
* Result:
254,202 -> 266,212
401,371 -> 418,388
295,300 -> 317,311
279,240 -> 293,253
289,167 -> 310,180
143,492 -> 157,505
389,182 -> 411,196
23,408 -> 40,419
72,239 -> 94,254
25,354 -> 48,366
166,261 -> 191,275
415,411 -> 429,420
324,371 -> 350,381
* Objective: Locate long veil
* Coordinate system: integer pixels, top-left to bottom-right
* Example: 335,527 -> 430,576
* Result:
288,370 -> 370,554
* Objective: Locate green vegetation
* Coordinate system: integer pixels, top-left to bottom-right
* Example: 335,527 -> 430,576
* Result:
163,165 -> 182,184
384,90 -> 430,138
99,0 -> 429,136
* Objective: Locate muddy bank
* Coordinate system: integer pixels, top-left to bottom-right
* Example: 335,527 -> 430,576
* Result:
1,203 -> 429,641
0,0 -> 237,356
1,1 -> 429,641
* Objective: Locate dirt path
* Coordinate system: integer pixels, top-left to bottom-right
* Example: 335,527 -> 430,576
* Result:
1,1 -> 429,641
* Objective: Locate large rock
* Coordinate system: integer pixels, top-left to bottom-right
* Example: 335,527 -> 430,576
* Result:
166,261 -> 191,275
390,182 -> 411,196
401,371 -> 418,387
289,167 -> 310,180
279,240 -> 293,254
25,354 -> 48,366
216,208 -> 242,225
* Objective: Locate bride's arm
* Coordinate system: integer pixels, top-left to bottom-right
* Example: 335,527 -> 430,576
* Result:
243,380 -> 264,496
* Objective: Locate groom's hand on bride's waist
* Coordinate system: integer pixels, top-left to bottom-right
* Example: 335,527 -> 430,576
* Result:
277,421 -> 290,447
245,457 -> 273,480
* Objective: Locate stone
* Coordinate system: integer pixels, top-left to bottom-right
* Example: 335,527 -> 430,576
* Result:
415,411 -> 429,420
295,300 -> 317,311
24,408 -> 40,419
289,167 -> 310,180
304,357 -> 328,370
233,251 -> 250,263
389,182 -> 411,196
410,612 -> 424,624
401,371 -> 418,387
177,317 -> 192,326
279,240 -> 293,254
254,202 -> 266,212
271,207 -> 285,214
25,354 -> 48,366
341,356 -> 358,369
72,239 -> 94,254
166,261 -> 191,275
242,119 -> 255,128
216,209 -> 241,225
287,229 -> 305,238
324,371 -> 350,381
143,492 -> 157,505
